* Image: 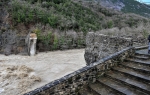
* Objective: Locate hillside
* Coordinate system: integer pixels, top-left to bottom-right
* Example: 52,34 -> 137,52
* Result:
82,0 -> 150,18
8,0 -> 150,31
0,0 -> 150,54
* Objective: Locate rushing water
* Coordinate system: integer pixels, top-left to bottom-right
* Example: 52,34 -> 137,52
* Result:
0,49 -> 86,95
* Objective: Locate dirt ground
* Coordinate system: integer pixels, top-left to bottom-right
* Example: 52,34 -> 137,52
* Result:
0,49 -> 86,95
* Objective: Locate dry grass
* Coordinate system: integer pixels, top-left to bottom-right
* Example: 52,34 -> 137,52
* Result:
96,22 -> 150,46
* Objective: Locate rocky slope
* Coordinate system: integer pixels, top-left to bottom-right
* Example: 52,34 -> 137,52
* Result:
82,0 -> 150,18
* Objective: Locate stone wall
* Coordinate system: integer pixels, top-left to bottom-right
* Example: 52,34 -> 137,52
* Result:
0,30 -> 27,55
84,32 -> 133,65
24,47 -> 134,95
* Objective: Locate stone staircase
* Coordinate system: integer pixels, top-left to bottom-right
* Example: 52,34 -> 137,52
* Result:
79,51 -> 150,95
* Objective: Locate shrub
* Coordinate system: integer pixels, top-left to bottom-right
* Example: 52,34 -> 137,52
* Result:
53,35 -> 58,50
142,30 -> 149,38
107,20 -> 113,28
59,36 -> 65,45
48,15 -> 58,28
10,0 -> 150,35
11,0 -> 102,33
33,28 -> 41,38
34,29 -> 54,50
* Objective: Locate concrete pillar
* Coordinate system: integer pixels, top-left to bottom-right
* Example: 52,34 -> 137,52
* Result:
27,33 -> 37,56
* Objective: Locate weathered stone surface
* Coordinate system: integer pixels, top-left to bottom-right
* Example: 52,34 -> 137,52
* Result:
84,32 -> 133,65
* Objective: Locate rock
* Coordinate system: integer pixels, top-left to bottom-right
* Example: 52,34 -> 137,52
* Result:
4,44 -> 12,56
84,32 -> 133,65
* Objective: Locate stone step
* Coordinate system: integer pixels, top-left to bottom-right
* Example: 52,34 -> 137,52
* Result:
112,67 -> 150,84
112,65 -> 150,83
135,52 -> 150,57
125,58 -> 150,66
106,70 -> 150,94
97,77 -> 148,95
79,86 -> 96,95
134,46 -> 148,50
89,82 -> 123,95
120,62 -> 150,73
133,55 -> 149,60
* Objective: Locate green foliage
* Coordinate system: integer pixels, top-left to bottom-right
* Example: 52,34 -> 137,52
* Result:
59,36 -> 65,45
142,30 -> 149,38
33,29 -> 59,50
77,39 -> 84,46
41,32 -> 53,47
48,15 -> 58,28
33,29 -> 53,49
11,0 -> 102,33
10,0 -> 150,35
25,0 -> 67,4
33,28 -> 41,38
53,35 -> 58,50
125,17 -> 137,27
107,20 -> 113,28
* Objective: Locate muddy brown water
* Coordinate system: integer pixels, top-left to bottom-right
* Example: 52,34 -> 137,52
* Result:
0,49 -> 86,95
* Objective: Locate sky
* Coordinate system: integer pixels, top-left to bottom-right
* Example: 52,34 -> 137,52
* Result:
141,0 -> 150,2
136,0 -> 150,4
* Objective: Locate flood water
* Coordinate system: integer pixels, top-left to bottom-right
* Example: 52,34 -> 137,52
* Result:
0,49 -> 86,95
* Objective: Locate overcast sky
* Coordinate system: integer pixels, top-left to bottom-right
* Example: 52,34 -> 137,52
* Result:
142,0 -> 150,2
136,0 -> 150,3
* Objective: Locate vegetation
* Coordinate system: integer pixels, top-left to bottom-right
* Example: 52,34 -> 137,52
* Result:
53,35 -> 59,50
95,0 -> 150,18
10,0 -> 150,34
33,29 -> 54,50
121,0 -> 150,18
11,0 -> 102,33
142,30 -> 149,38
1,0 -> 150,51
107,20 -> 113,28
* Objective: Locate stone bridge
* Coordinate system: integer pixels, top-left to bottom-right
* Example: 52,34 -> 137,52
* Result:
24,33 -> 150,95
